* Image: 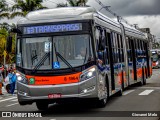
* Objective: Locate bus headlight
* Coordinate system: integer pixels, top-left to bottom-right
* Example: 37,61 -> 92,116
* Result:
156,61 -> 159,65
17,76 -> 22,81
80,67 -> 96,81
16,72 -> 28,84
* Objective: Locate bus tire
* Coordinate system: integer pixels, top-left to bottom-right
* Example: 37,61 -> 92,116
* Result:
96,76 -> 109,108
117,88 -> 123,96
18,101 -> 25,105
36,101 -> 48,110
142,68 -> 146,85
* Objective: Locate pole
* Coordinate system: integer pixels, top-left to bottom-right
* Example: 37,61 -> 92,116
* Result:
3,52 -> 6,78
3,50 -> 7,79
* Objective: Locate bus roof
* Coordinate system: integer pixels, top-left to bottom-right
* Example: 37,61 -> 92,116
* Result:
18,7 -> 96,24
18,7 -> 147,40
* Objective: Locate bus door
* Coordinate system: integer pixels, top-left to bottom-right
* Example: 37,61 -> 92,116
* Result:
136,39 -> 143,82
112,33 -> 124,91
127,37 -> 133,84
128,38 -> 137,84
108,32 -> 122,93
106,32 -> 115,93
104,30 -> 112,95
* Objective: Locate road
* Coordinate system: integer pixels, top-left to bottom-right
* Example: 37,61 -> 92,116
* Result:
0,69 -> 160,120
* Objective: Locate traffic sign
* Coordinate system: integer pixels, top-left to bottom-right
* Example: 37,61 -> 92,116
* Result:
53,62 -> 60,69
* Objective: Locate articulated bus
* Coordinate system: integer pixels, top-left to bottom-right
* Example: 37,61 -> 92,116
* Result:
151,49 -> 160,68
10,7 -> 152,110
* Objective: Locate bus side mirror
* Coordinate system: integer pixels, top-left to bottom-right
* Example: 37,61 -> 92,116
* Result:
10,28 -> 22,34
6,36 -> 12,53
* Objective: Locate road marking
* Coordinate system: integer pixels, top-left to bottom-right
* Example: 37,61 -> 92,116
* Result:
6,103 -> 18,107
0,97 -> 17,103
140,87 -> 160,89
11,99 -> 18,102
123,90 -> 135,95
139,90 -> 154,95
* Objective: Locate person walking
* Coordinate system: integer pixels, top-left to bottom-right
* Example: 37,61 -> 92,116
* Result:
8,70 -> 17,95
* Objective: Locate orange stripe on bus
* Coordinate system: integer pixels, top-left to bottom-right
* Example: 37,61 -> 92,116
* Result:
118,71 -> 127,85
137,68 -> 142,79
26,72 -> 82,85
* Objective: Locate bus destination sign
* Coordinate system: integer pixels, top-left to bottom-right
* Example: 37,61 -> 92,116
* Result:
23,23 -> 82,34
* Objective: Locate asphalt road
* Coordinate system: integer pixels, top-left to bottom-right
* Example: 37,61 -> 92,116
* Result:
0,69 -> 160,120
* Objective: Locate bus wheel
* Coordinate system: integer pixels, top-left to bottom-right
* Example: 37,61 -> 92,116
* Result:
117,89 -> 123,96
96,77 -> 109,108
18,101 -> 26,105
36,101 -> 48,110
96,98 -> 107,108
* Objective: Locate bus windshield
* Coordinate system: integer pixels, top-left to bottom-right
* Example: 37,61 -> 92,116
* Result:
17,34 -> 93,69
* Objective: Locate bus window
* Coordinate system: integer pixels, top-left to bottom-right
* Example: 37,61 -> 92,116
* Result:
53,34 -> 93,68
21,37 -> 52,69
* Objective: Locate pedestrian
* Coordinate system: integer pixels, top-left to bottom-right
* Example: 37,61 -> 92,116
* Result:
8,70 -> 17,95
0,72 -> 3,95
8,64 -> 13,73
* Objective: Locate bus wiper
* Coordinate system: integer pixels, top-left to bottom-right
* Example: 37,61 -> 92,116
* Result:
33,52 -> 50,71
53,43 -> 74,71
83,47 -> 87,64
55,51 -> 75,71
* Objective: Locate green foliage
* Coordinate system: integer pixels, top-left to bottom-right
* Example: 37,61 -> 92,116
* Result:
0,0 -> 9,20
11,0 -> 47,18
57,3 -> 68,7
57,0 -> 88,7
0,23 -> 16,64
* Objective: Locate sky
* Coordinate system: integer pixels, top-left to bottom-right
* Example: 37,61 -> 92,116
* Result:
1,0 -> 160,40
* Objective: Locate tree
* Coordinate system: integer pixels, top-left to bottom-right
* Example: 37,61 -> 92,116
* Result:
57,0 -> 88,7
0,22 -> 11,30
10,0 -> 47,18
0,0 -> 9,20
57,3 -> 68,7
0,23 -> 16,64
0,28 -> 8,64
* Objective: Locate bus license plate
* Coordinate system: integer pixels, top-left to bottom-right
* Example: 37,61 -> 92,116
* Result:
48,94 -> 61,99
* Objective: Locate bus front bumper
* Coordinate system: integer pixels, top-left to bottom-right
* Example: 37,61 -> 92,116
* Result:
17,77 -> 98,104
